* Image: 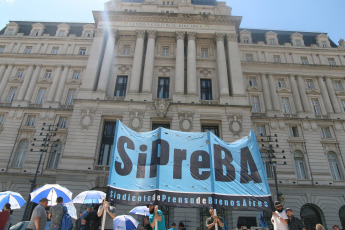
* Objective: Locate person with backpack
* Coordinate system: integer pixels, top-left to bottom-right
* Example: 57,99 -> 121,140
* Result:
48,197 -> 64,230
60,204 -> 73,230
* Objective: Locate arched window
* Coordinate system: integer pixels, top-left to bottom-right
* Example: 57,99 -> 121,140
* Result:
339,206 -> 345,230
12,140 -> 29,168
48,141 -> 62,169
294,151 -> 307,180
328,152 -> 343,181
300,204 -> 323,230
261,150 -> 273,179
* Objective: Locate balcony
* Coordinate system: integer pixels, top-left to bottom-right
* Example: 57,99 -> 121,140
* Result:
251,112 -> 267,117
199,100 -> 219,105
0,103 -> 12,107
60,104 -> 74,110
284,114 -> 298,118
315,114 -> 330,119
28,103 -> 42,108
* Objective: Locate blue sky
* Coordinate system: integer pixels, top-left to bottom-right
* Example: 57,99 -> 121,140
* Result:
0,0 -> 344,43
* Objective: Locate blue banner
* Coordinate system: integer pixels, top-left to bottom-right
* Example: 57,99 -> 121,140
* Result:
107,120 -> 272,211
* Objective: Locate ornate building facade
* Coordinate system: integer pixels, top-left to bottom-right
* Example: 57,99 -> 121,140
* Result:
0,0 -> 345,229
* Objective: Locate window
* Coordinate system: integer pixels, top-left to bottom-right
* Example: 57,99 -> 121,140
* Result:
281,97 -> 291,114
48,141 -> 62,169
6,87 -> 17,103
341,100 -> 345,113
311,99 -> 321,115
114,76 -> 128,97
328,152 -> 343,181
251,96 -> 260,113
79,48 -> 86,55
273,55 -> 281,63
201,48 -> 208,58
243,37 -> 249,44
321,127 -> 332,138
245,53 -> 253,62
7,29 -> 14,36
51,47 -> 59,55
328,58 -> 336,66
261,151 -> 273,179
152,123 -> 170,130
58,30 -> 65,37
0,114 -> 4,126
26,115 -> 36,127
256,125 -> 266,136
84,31 -> 92,37
301,57 -> 309,65
306,79 -> 314,89
12,140 -> 28,168
277,78 -> 286,88
17,69 -> 24,78
157,77 -> 170,99
123,45 -> 130,55
98,122 -> 116,165
200,79 -> 212,100
35,88 -> 46,104
202,125 -> 219,137
72,71 -> 81,80
0,45 -> 5,53
289,126 -> 299,137
295,39 -> 302,46
65,89 -> 76,105
32,29 -> 40,36
321,41 -> 327,48
269,38 -> 276,45
248,77 -> 257,87
334,81 -> 343,90
162,46 -> 169,57
44,70 -> 52,79
294,151 -> 307,180
58,117 -> 68,128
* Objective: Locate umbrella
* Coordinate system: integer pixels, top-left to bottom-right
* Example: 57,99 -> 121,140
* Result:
72,190 -> 106,204
30,184 -> 73,206
113,215 -> 139,230
0,191 -> 26,209
129,206 -> 150,216
64,201 -> 77,219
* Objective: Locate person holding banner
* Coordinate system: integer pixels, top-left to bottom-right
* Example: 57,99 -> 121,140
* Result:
271,201 -> 288,230
206,208 -> 224,230
147,203 -> 165,230
97,199 -> 116,230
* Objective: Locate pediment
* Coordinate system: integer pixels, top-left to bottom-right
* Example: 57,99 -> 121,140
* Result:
9,78 -> 23,83
277,88 -> 291,93
6,22 -> 19,27
316,34 -> 328,39
240,30 -> 251,35
37,78 -> 52,84
247,86 -> 262,92
32,23 -> 45,29
290,32 -> 303,38
67,80 -> 82,85
306,89 -> 320,95
83,24 -> 95,29
266,31 -> 277,36
335,90 -> 345,96
57,23 -> 70,29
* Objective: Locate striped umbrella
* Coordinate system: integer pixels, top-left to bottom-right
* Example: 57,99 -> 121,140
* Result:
0,191 -> 26,209
72,190 -> 106,204
30,184 -> 73,206
113,215 -> 139,230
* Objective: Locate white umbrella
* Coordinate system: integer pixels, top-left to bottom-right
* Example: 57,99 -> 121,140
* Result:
30,184 -> 73,206
0,191 -> 26,209
64,201 -> 77,219
113,215 -> 139,230
72,190 -> 106,204
129,206 -> 150,216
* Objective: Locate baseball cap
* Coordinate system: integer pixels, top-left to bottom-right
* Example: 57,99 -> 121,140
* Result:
39,198 -> 49,202
146,202 -> 154,207
171,223 -> 176,226
274,201 -> 282,206
285,208 -> 292,212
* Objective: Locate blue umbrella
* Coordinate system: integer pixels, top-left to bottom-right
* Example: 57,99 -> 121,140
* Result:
129,206 -> 150,216
113,215 -> 139,230
0,191 -> 26,209
72,190 -> 106,204
30,184 -> 73,206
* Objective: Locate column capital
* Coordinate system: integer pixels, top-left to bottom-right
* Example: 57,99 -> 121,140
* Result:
226,33 -> 238,42
187,32 -> 196,41
176,31 -> 185,40
95,28 -> 106,37
136,30 -> 146,39
215,33 -> 225,42
108,29 -> 118,37
147,30 -> 157,39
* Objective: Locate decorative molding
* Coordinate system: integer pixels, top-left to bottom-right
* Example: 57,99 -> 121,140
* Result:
95,28 -> 106,37
226,33 -> 237,42
117,65 -> 131,74
178,112 -> 194,132
187,32 -> 196,41
199,68 -> 212,77
128,110 -> 144,131
80,108 -> 96,130
147,30 -> 157,39
215,33 -> 225,42
323,143 -> 339,155
154,99 -> 170,118
157,66 -> 172,77
176,31 -> 185,40
136,30 -> 146,39
227,114 -> 243,136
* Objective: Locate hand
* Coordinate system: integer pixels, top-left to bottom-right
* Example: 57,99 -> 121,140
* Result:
213,219 -> 217,224
154,205 -> 158,215
103,200 -> 109,208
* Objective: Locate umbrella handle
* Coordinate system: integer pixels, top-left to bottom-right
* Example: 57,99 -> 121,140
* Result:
101,209 -> 106,230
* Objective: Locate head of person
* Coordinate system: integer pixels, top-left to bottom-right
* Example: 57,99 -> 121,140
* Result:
209,207 -> 214,216
40,198 -> 49,208
274,201 -> 283,212
178,222 -> 184,229
144,217 -> 150,225
3,203 -> 11,211
147,202 -> 155,214
171,223 -> 176,228
316,224 -> 325,230
285,208 -> 293,218
333,225 -> 340,230
86,204 -> 92,211
56,197 -> 63,204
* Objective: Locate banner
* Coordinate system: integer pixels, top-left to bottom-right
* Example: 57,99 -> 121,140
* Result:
107,120 -> 272,211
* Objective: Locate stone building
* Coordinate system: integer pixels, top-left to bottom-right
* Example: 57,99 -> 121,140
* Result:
0,0 -> 345,229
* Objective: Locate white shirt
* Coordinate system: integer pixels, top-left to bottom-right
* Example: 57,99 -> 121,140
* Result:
271,210 -> 288,230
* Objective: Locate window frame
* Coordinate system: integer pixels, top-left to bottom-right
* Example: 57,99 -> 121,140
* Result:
114,75 -> 128,97
311,98 -> 321,115
122,45 -> 131,55
200,78 -> 212,100
35,88 -> 46,104
251,96 -> 261,113
157,77 -> 170,99
6,87 -> 17,103
65,89 -> 76,105
281,97 -> 291,114
328,152 -> 343,181
47,141 -> 62,170
294,151 -> 308,180
201,48 -> 209,58
12,139 -> 29,168
24,46 -> 33,54
78,48 -> 87,55
162,46 -> 169,57
51,47 -> 59,55
57,116 -> 68,129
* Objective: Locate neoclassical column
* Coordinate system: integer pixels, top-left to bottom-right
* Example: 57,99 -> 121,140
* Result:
54,66 -> 70,102
46,66 -> 63,102
97,29 -> 118,92
128,30 -> 145,93
24,65 -> 42,101
175,32 -> 185,95
289,75 -> 303,113
268,74 -> 281,111
187,32 -> 197,95
317,76 -> 333,114
296,75 -> 312,113
16,65 -> 34,101
0,64 -> 6,83
80,28 -> 106,91
142,30 -> 157,93
260,73 -> 273,111
325,77 -> 342,113
0,65 -> 14,100
226,33 -> 245,96
215,33 -> 229,96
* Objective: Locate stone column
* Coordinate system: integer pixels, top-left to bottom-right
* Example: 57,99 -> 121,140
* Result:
226,33 -> 245,96
215,33 -> 229,97
268,74 -> 280,111
289,75 -> 303,113
187,32 -> 197,95
128,30 -> 145,93
97,29 -> 117,92
142,31 -> 157,93
0,64 -> 6,83
54,66 -> 70,102
325,77 -> 342,113
16,65 -> 34,101
317,76 -> 333,114
296,75 -> 312,113
79,28 -> 106,91
24,65 -> 42,101
46,66 -> 63,102
175,32 -> 185,95
260,73 -> 273,111
0,65 -> 14,100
